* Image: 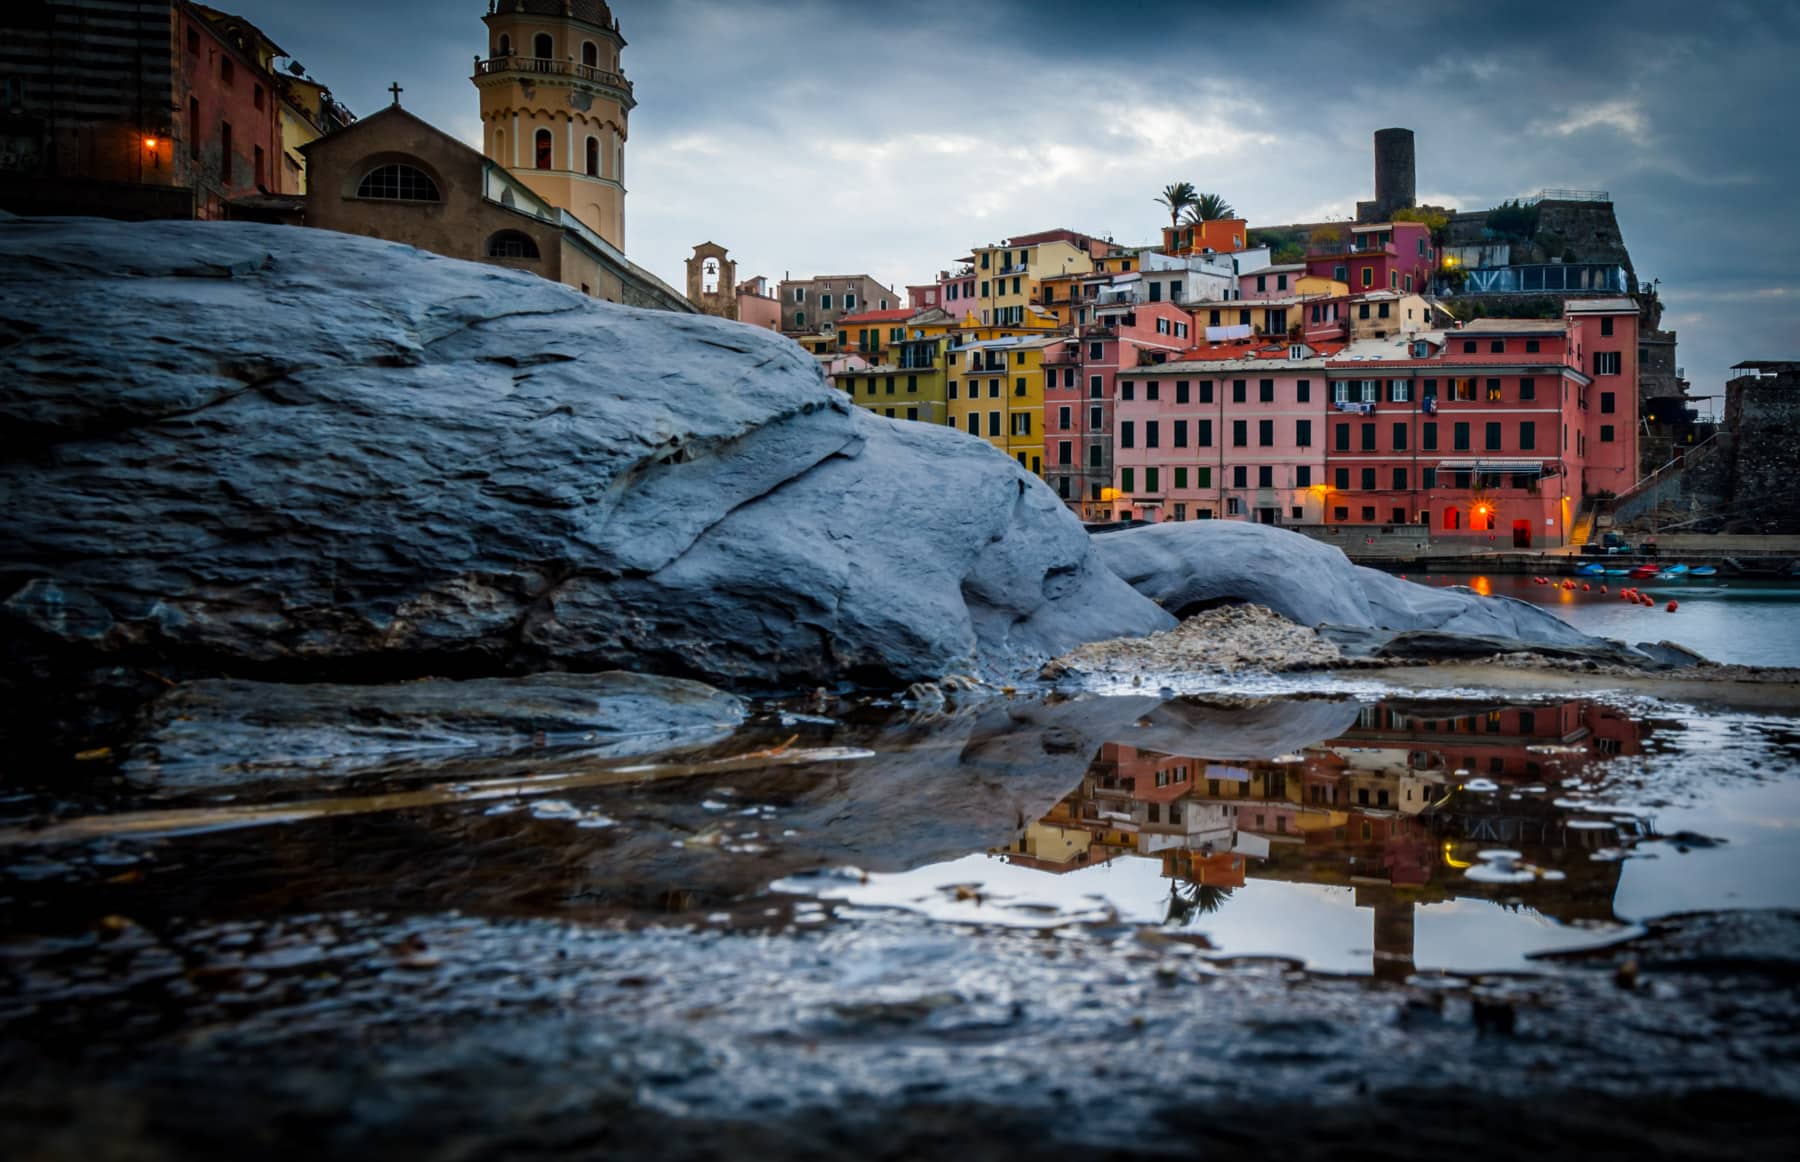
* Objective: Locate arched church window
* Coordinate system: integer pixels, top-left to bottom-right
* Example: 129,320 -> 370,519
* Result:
487,231 -> 540,260
356,163 -> 439,201
581,41 -> 597,68
534,129 -> 552,170
702,258 -> 720,294
533,33 -> 553,60
497,33 -> 511,57
585,136 -> 598,177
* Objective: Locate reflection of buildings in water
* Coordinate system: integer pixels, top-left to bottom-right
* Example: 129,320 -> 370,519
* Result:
996,698 -> 1649,977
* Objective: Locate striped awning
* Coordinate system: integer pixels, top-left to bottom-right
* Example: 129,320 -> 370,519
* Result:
1434,459 -> 1549,474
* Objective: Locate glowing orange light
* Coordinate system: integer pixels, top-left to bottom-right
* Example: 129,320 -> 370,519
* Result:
143,136 -> 158,149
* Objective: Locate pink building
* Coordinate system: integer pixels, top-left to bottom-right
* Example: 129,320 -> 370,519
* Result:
734,275 -> 781,331
1319,297 -> 1640,546
1304,221 -> 1435,296
1237,263 -> 1307,300
935,266 -> 980,321
1112,340 -> 1341,524
1042,302 -> 1191,519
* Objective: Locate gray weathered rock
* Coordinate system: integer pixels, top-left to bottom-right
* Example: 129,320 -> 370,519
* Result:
1098,521 -> 1649,660
0,218 -> 1170,745
1096,521 -> 1377,626
121,672 -> 747,788
1353,565 -> 1598,646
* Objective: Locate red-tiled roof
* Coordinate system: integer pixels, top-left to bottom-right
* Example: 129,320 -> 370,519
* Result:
835,309 -> 916,325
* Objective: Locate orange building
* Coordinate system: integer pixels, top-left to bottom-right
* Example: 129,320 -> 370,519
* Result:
1162,218 -> 1249,256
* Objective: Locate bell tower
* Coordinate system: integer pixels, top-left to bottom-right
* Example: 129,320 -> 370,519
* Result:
685,243 -> 738,320
473,1 -> 633,250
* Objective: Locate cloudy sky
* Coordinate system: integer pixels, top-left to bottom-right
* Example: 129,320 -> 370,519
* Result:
239,0 -> 1798,405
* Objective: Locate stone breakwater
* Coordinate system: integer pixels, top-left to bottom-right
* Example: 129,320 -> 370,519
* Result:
1041,603 -> 1344,681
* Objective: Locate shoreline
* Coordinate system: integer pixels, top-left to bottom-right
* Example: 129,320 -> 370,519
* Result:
1343,660 -> 1800,710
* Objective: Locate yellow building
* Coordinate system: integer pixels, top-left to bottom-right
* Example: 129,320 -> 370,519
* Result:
836,358 -> 949,426
273,75 -> 352,194
473,0 -> 631,250
836,308 -> 914,364
966,237 -> 1097,326
1346,291 -> 1447,339
946,334 -> 1056,475
1297,275 -> 1349,298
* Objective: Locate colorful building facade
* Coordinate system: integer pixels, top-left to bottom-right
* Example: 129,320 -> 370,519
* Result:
1041,302 -> 1192,517
1113,344 -> 1338,524
1319,299 -> 1639,545
1304,221 -> 1435,296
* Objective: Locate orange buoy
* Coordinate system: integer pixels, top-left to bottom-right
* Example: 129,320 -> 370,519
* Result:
1666,600 -> 1679,612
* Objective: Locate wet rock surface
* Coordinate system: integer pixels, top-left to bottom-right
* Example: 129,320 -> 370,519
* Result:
2,908 -> 1796,1161
0,218 -> 1168,750
121,672 -> 747,789
4,687 -> 1798,1158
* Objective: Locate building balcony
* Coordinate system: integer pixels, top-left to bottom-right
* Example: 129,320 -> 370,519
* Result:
1308,241 -> 1396,258
473,55 -> 633,97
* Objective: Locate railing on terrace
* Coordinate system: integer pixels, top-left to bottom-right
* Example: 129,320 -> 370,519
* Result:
1524,188 -> 1611,204
473,55 -> 632,93
1307,241 -> 1397,258
1615,432 -> 1721,506
1440,263 -> 1627,296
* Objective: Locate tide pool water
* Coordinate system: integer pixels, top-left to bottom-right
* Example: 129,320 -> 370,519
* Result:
1421,573 -> 1800,667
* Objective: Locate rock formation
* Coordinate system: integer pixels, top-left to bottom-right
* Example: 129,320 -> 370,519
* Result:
1096,521 -> 1620,652
0,218 -> 1169,747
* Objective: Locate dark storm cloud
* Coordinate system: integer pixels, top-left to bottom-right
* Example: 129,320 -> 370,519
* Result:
229,0 -> 1798,401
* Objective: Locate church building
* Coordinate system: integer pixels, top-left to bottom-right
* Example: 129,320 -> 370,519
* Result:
295,1 -> 688,311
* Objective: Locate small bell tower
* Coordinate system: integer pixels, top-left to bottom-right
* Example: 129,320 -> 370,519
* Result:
686,243 -> 739,320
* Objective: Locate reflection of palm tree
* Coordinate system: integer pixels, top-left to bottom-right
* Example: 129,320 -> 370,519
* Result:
1165,878 -> 1235,926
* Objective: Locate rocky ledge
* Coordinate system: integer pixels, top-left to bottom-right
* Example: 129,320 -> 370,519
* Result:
0,218 -> 1167,751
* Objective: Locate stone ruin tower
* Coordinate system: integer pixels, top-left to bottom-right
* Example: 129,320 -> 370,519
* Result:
1358,127 -> 1416,223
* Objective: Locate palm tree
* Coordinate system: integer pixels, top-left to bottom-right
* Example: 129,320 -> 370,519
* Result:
1155,182 -> 1198,229
1181,192 -> 1237,223
1165,879 -> 1235,926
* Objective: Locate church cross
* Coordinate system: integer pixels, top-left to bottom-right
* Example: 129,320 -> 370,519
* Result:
388,81 -> 404,106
